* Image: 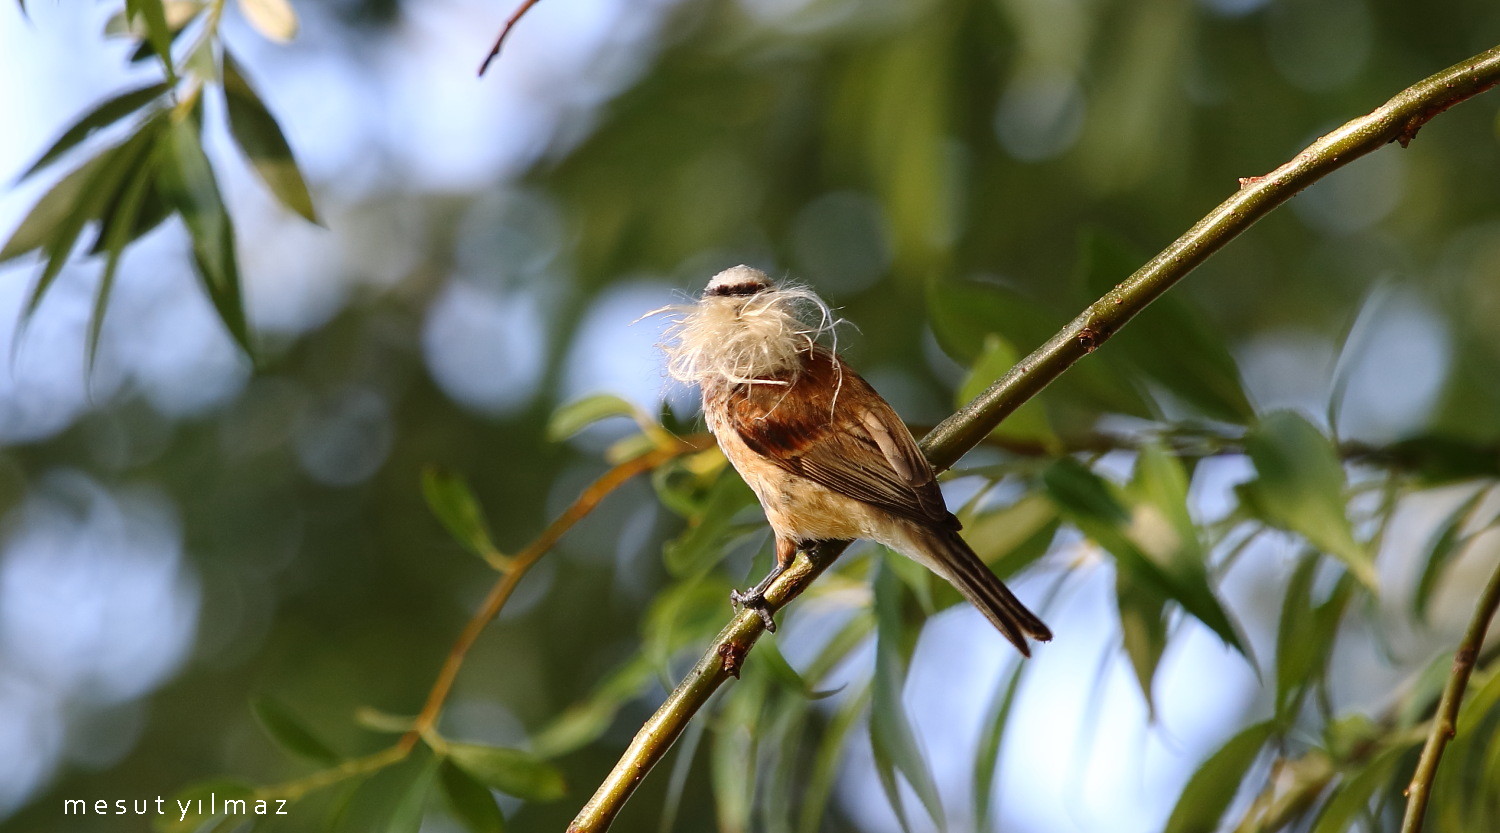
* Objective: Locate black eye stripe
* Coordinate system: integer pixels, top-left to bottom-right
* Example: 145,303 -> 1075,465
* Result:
706,283 -> 766,297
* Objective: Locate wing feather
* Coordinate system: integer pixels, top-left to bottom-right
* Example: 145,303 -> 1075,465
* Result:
724,348 -> 958,529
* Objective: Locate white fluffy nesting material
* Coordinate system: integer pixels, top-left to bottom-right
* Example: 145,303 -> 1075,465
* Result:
647,266 -> 841,387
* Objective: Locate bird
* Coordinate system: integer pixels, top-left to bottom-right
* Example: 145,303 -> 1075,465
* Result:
653,265 -> 1052,656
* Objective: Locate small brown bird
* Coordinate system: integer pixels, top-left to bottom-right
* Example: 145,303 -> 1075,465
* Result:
655,265 -> 1051,655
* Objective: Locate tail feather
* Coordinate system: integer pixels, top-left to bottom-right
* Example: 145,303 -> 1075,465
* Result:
918,528 -> 1051,656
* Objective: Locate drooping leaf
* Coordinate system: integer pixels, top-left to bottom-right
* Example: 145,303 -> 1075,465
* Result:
1163,720 -> 1275,833
869,557 -> 945,831
1309,742 -> 1415,833
222,50 -> 319,223
421,467 -> 501,562
386,758 -> 438,833
662,470 -> 758,577
18,82 -> 171,181
546,392 -> 642,442
711,672 -> 763,833
152,779 -> 256,833
446,743 -> 565,802
798,682 -> 870,833
440,762 -> 505,833
1239,411 -> 1374,589
1075,230 -> 1253,422
88,150 -> 157,370
1274,552 -> 1320,724
1044,458 -> 1245,654
530,655 -> 655,757
926,275 -> 1152,419
958,334 -> 1057,447
156,111 -> 254,355
1,153 -> 111,263
251,695 -> 340,764
972,658 -> 1027,833
21,128 -> 159,326
238,0 -> 299,42
1116,569 -> 1169,716
1414,486 -> 1489,621
127,0 -> 177,77
962,493 -> 1061,579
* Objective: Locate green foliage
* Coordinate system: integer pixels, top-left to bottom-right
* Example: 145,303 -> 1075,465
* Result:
1164,720 -> 1275,833
1239,412 -> 1374,588
440,762 -> 507,833
445,743 -> 566,802
422,466 -> 504,565
1,3 -> 318,362
251,695 -> 341,765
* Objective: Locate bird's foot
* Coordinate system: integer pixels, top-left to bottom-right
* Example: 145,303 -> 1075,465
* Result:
729,588 -> 777,632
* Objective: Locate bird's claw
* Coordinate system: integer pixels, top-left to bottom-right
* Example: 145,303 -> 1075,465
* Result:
729,589 -> 777,632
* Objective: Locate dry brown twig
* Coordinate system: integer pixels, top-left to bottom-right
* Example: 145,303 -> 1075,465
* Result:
478,0 -> 545,76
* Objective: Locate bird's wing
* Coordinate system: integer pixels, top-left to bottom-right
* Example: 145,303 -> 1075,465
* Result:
724,348 -> 957,529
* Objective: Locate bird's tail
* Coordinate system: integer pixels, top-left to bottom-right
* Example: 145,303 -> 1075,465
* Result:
916,527 -> 1052,656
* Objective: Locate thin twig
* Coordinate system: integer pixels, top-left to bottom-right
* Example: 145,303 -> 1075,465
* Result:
478,0 -> 544,76
254,437 -> 707,802
567,43 -> 1500,833
1399,556 -> 1500,832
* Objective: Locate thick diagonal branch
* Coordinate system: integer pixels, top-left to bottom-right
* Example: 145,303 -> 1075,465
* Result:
568,43 -> 1500,833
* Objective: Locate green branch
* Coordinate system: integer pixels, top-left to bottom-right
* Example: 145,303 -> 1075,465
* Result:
1400,556 -> 1500,832
567,42 -> 1500,833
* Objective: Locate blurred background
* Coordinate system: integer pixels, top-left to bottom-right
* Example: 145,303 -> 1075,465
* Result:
2,0 -> 1499,831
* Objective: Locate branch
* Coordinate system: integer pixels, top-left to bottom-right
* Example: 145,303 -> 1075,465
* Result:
478,0 -> 544,76
254,437 -> 707,801
1399,556 -> 1500,832
567,43 -> 1500,833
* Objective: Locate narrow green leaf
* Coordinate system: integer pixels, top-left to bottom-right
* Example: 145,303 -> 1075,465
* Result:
1075,230 -> 1253,422
870,557 -> 945,830
152,780 -> 256,833
88,153 -> 157,371
22,129 -> 158,327
238,0 -> 299,42
128,0 -> 177,77
1044,458 -> 1245,654
662,471 -> 757,577
659,714 -> 706,833
88,174 -> 172,255
387,758 -> 439,833
222,51 -> 319,223
711,674 -> 762,833
1163,720 -> 1275,833
421,467 -> 500,561
156,112 -> 254,355
798,682 -> 870,833
440,762 -> 504,833
0,152 -> 110,264
546,392 -> 642,442
1309,743 -> 1412,833
18,82 -> 170,181
1414,487 -> 1489,621
446,743 -> 565,802
972,659 -> 1026,833
354,707 -> 416,734
958,334 -> 1056,447
1274,553 -> 1320,724
962,494 -> 1060,579
251,695 -> 340,765
1239,412 -> 1373,589
530,655 -> 655,757
926,276 -> 1152,418
1116,570 -> 1168,716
